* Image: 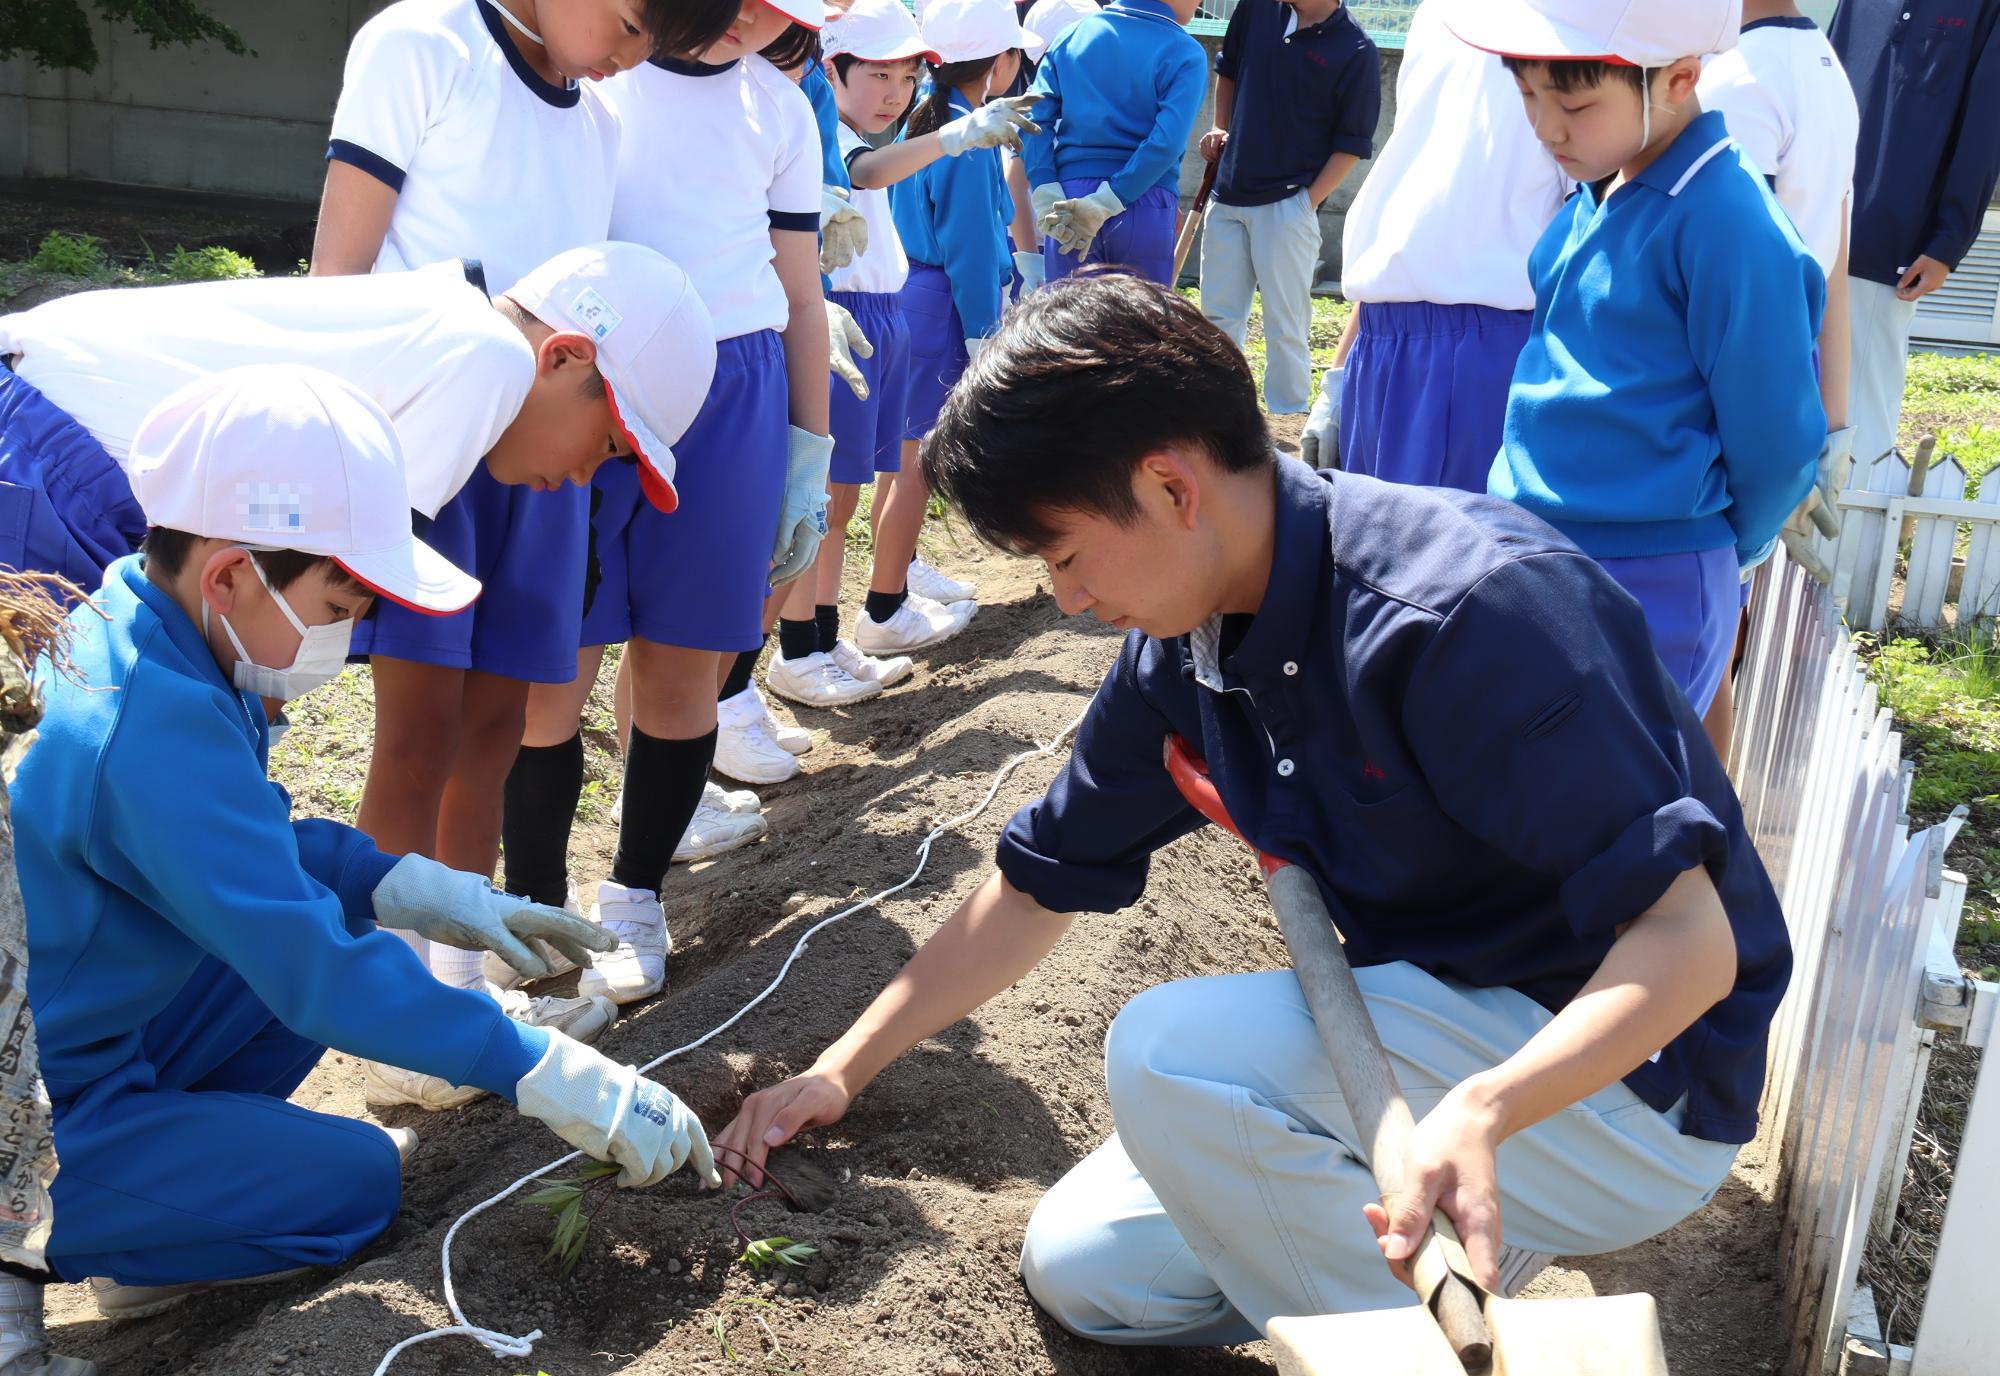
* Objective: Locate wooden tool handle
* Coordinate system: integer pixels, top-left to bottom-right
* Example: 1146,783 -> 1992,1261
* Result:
1264,867 -> 1494,1372
1171,160 -> 1221,279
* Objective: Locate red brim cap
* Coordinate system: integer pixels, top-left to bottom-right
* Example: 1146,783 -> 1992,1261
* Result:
334,536 -> 482,617
608,379 -> 680,514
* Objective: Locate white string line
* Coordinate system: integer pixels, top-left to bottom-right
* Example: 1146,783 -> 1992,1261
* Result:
372,712 -> 1085,1375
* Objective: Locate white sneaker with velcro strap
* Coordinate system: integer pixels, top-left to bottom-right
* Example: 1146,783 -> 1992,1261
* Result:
766,651 -> 883,707
830,638 -> 913,688
908,556 -> 975,604
577,880 -> 671,1005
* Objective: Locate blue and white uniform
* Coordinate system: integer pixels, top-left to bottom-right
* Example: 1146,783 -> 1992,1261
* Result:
827,122 -> 912,485
588,53 -> 820,652
15,558 -> 546,1285
892,88 -> 1012,439
1021,0 -> 1206,285
329,0 -> 619,682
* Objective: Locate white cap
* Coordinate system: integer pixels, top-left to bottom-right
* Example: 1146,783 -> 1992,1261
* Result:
127,365 -> 480,615
1442,0 -> 1739,68
763,0 -> 832,29
504,242 -> 719,515
1022,0 -> 1096,55
825,0 -> 942,63
921,0 -> 1045,64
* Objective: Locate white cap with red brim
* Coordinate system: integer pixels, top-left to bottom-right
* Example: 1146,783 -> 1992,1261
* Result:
126,364 -> 481,616
825,0 -> 944,64
922,0 -> 1046,64
1440,0 -> 1739,67
762,0 -> 831,29
503,242 -> 719,515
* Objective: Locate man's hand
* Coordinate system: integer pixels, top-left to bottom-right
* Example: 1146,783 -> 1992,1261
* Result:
712,1067 -> 854,1189
1896,254 -> 1951,302
1199,128 -> 1228,163
1359,1081 -> 1507,1295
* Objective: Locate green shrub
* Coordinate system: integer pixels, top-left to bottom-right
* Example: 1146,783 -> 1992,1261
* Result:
158,244 -> 259,282
28,231 -> 107,277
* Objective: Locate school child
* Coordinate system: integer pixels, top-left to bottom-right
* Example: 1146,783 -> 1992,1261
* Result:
766,0 -> 1043,696
6,366 -> 716,1355
505,0 -> 838,1009
1021,0 -> 1206,285
854,0 -> 1042,656
1448,0 -> 1827,719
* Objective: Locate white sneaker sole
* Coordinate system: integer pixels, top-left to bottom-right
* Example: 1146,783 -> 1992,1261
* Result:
712,750 -> 800,785
764,675 -> 883,709
90,1267 -> 313,1323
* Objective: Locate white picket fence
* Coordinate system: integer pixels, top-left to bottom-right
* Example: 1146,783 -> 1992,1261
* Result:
1730,552 -> 1999,1376
1807,447 -> 2000,633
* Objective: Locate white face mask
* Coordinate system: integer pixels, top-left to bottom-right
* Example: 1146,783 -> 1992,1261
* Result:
203,551 -> 355,702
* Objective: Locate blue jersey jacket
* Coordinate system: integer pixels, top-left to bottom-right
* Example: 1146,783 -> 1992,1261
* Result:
14,556 -> 547,1108
1022,0 -> 1208,204
891,88 -> 1012,337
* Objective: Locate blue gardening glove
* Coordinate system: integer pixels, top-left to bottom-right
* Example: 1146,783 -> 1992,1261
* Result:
937,94 -> 1041,156
515,1032 -> 720,1189
1013,249 -> 1046,296
826,298 -> 874,401
1301,365 -> 1341,470
820,186 -> 868,275
372,853 -> 615,982
772,426 -> 833,586
1041,183 -> 1124,259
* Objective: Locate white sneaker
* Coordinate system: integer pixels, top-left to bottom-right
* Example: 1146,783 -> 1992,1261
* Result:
483,883 -> 589,989
716,686 -> 802,783
362,1058 -> 485,1112
364,987 -> 615,1111
674,789 -> 769,862
0,1277 -> 94,1372
705,779 -> 762,814
494,986 -> 619,1044
577,880 -> 671,1005
856,595 -> 973,655
755,685 -> 814,755
89,1266 -> 311,1324
830,638 -> 913,688
909,556 -> 976,603
766,651 -> 883,708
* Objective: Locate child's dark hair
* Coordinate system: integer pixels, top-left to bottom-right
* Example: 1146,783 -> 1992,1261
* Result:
907,55 -> 1011,138
142,529 -> 370,596
761,22 -> 821,73
1499,55 -> 1648,97
643,0 -> 740,58
830,52 -> 921,135
921,273 -> 1270,556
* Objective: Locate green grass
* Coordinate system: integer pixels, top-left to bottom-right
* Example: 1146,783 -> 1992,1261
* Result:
1899,351 -> 2000,493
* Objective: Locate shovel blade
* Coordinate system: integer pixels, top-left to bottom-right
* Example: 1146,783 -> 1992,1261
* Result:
1487,1292 -> 1671,1376
1268,1309 -> 1467,1376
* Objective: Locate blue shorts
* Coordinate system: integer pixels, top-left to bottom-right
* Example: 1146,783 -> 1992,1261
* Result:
1043,178 -> 1178,287
1340,301 -> 1533,493
901,263 -> 970,442
828,290 -> 910,486
1597,546 -> 1740,715
349,464 -> 589,683
580,329 -> 788,653
0,366 -> 146,590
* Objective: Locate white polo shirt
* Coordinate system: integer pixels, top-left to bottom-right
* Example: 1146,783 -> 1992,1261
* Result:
328,0 -> 621,293
600,55 -> 822,341
1697,17 -> 1857,278
1338,0 -> 1568,311
827,123 -> 911,296
0,261 -> 532,519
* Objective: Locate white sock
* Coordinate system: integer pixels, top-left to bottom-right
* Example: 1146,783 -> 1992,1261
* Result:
425,939 -> 488,990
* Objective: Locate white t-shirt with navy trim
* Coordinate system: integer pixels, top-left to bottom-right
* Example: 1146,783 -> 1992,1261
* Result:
600,54 -> 822,340
826,122 -> 910,296
327,0 -> 621,293
1697,18 -> 1858,278
0,260 -> 533,520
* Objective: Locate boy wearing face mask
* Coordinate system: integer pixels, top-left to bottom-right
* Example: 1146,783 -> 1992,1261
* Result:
3,366 -> 717,1362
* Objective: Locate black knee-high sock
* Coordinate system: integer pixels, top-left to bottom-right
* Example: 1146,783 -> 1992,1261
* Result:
720,646 -> 760,701
777,617 -> 819,661
815,604 -> 840,652
610,727 -> 716,895
502,732 -> 583,908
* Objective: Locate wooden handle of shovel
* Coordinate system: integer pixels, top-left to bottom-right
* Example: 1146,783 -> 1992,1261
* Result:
1172,160 -> 1219,281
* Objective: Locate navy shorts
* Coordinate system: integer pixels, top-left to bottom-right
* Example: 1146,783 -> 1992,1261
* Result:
580,329 -> 788,654
900,263 -> 971,442
350,464 -> 590,684
827,290 -> 910,486
0,366 -> 145,590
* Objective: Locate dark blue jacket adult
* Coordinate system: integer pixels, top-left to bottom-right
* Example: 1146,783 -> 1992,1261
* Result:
1830,0 -> 2000,284
1213,0 -> 1381,207
997,459 -> 1791,1145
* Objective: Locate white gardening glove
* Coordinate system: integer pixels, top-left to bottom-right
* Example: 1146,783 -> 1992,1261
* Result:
1013,249 -> 1046,296
825,298 -> 874,401
372,853 -> 614,982
1030,182 -> 1063,232
1041,183 -> 1124,259
820,186 -> 868,275
937,94 -> 1041,156
964,336 -> 987,364
1301,365 -> 1342,470
772,426 -> 834,586
1774,425 -> 1855,587
515,1032 -> 720,1189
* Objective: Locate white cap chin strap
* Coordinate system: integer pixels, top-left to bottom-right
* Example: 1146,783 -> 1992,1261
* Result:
492,1 -> 545,45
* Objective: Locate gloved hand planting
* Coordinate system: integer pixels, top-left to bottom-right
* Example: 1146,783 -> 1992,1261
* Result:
372,853 -> 614,981
937,94 -> 1041,156
771,426 -> 834,586
515,1032 -> 720,1189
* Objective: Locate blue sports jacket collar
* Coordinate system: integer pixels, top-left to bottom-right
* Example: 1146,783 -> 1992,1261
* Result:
1633,109 -> 1734,197
110,555 -> 264,736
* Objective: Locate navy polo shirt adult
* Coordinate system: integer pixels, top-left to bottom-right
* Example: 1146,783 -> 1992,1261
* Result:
1213,0 -> 1381,207
1829,0 -> 2000,285
996,458 -> 1791,1144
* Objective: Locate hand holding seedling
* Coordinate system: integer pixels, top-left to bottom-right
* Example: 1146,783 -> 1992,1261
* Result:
514,1032 -> 720,1189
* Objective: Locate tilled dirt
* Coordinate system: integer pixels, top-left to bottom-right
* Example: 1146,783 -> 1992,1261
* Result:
44,537 -> 1788,1376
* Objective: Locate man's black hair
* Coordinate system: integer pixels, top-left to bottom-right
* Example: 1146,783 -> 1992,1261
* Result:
141,528 -> 370,596
1500,55 -> 1649,96
921,273 -> 1270,556
644,0 -> 740,57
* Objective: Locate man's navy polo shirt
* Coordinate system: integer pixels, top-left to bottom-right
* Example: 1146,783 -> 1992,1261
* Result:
1829,0 -> 2000,284
1213,0 -> 1382,207
997,459 -> 1791,1144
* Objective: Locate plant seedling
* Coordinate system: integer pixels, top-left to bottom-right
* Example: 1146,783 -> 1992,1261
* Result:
522,1159 -> 621,1276
737,1237 -> 818,1272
